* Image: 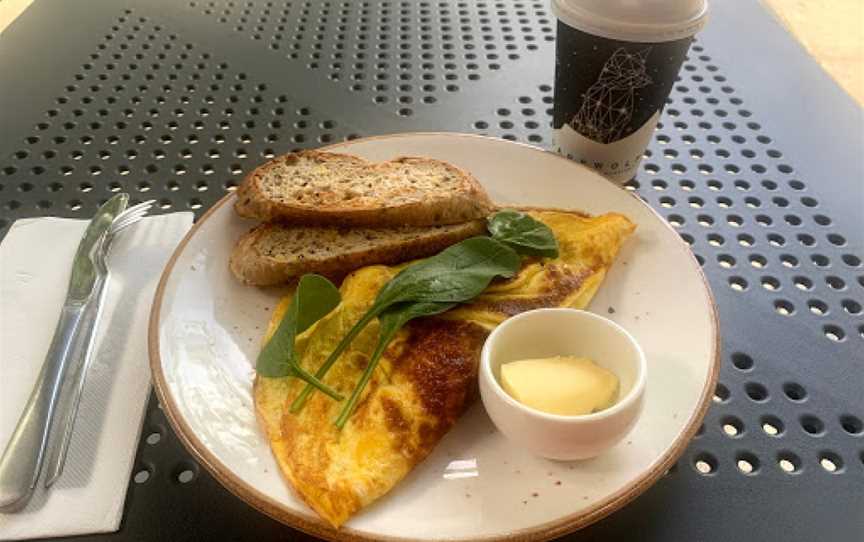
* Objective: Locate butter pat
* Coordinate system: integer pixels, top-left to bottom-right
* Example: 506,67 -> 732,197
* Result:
499,356 -> 619,416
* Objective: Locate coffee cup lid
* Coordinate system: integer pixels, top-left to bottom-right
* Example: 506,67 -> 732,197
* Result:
552,0 -> 709,43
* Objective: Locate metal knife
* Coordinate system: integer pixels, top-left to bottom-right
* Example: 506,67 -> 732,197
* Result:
42,246 -> 110,488
41,269 -> 109,488
0,194 -> 128,511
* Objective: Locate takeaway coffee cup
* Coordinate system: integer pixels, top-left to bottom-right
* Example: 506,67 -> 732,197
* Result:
552,0 -> 709,184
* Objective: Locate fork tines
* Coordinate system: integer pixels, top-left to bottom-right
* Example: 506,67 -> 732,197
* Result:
110,199 -> 155,234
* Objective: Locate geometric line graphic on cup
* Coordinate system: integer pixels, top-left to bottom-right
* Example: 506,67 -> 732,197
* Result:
570,48 -> 653,144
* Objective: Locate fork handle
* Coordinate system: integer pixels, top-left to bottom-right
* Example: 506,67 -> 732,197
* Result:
0,304 -> 85,511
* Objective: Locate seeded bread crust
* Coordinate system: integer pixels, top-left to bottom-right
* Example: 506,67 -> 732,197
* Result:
229,220 -> 488,286
234,150 -> 494,227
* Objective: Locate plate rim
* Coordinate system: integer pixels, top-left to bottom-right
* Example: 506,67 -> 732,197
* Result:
148,132 -> 720,542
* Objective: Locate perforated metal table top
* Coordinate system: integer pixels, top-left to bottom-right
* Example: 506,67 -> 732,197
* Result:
1,1 -> 861,541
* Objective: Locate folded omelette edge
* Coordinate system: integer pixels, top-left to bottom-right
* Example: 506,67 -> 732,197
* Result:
253,210 -> 636,528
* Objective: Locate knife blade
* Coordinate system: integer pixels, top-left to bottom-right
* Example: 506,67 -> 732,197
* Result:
0,194 -> 128,511
43,260 -> 109,487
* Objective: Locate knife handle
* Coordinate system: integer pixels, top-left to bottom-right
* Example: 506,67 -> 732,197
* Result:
0,304 -> 85,511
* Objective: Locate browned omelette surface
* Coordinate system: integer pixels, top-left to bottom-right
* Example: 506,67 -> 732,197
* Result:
254,210 -> 635,527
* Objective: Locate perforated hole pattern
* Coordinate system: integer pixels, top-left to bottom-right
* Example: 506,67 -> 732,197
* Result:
192,0 -> 555,115
0,1 -> 862,537
0,11 -> 350,224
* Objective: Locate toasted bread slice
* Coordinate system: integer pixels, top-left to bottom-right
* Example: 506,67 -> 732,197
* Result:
229,220 -> 487,286
233,150 -> 494,227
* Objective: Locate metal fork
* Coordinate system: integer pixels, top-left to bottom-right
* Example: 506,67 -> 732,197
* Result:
42,199 -> 155,488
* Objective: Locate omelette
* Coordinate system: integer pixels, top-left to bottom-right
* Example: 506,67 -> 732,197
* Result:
253,210 -> 635,527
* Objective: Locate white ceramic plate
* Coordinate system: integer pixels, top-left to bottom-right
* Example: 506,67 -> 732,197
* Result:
150,133 -> 719,542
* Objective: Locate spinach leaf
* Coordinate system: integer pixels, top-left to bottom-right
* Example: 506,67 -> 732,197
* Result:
487,209 -> 559,258
375,236 -> 522,306
333,301 -> 455,428
289,237 -> 521,415
256,274 -> 344,400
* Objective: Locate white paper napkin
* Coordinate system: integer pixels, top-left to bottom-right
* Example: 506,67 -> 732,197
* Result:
0,212 -> 193,540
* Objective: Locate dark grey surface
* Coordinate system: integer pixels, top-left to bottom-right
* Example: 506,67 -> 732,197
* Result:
0,1 -> 861,541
